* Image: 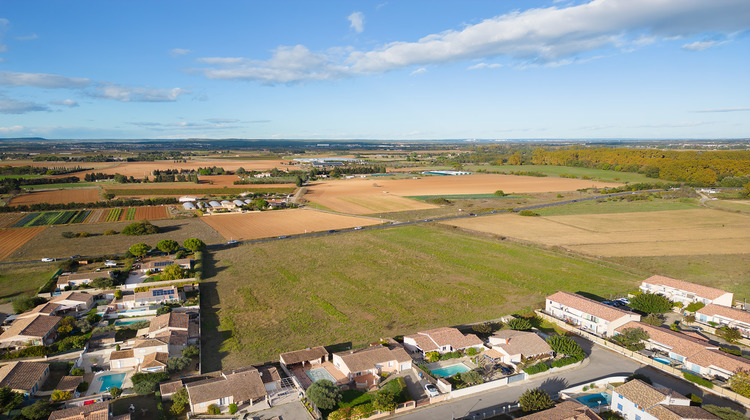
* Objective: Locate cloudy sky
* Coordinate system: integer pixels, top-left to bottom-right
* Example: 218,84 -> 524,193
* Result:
0,0 -> 749,140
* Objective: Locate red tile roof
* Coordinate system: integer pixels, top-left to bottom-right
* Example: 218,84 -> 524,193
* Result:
547,291 -> 633,322
642,275 -> 729,300
405,327 -> 483,352
697,304 -> 750,325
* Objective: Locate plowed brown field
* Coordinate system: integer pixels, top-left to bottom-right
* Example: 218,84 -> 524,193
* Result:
0,227 -> 46,260
442,208 -> 750,257
83,209 -> 105,224
304,174 -> 620,214
200,209 -> 382,241
134,206 -> 168,220
0,214 -> 22,228
57,159 -> 298,179
9,189 -> 100,206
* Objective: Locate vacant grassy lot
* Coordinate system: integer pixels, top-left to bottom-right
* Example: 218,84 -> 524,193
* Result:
534,197 -> 700,216
7,218 -> 225,261
201,225 -> 638,370
0,262 -> 58,300
704,199 -> 750,214
466,164 -> 664,184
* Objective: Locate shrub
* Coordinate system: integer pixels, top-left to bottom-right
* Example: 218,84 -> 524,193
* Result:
703,404 -> 747,420
458,370 -> 483,386
70,368 -> 85,376
76,381 -> 89,393
182,345 -> 199,358
729,368 -> 750,397
551,356 -> 582,368
306,379 -> 341,410
114,289 -> 122,299
20,400 -> 52,420
167,356 -> 191,372
228,403 -> 237,414
546,335 -> 584,358
104,229 -> 118,235
465,347 -> 479,356
61,231 -> 76,238
719,327 -> 742,344
523,362 -> 549,375
12,296 -> 47,314
719,347 -> 741,356
683,372 -> 713,389
519,388 -> 553,413
686,393 -> 702,405
685,302 -> 706,312
508,318 -> 533,331
518,210 -> 539,217
425,351 -> 440,363
630,293 -> 673,314
122,221 -> 159,236
51,390 -> 72,401
207,404 -> 220,415
170,388 -> 189,415
494,190 -> 507,197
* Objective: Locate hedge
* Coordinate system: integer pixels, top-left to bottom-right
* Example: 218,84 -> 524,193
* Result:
683,372 -> 714,389
523,362 -> 550,375
550,355 -> 583,368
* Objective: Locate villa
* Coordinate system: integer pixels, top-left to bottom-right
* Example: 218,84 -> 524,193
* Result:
487,330 -> 553,364
546,291 -> 641,337
403,327 -> 484,356
56,271 -> 114,290
695,304 -> 750,338
0,314 -> 61,349
332,345 -> 412,389
141,257 -> 193,274
611,379 -> 717,420
639,275 -> 733,307
0,361 -> 50,397
48,401 -> 130,420
50,291 -> 95,313
121,286 -> 181,309
186,368 -> 268,414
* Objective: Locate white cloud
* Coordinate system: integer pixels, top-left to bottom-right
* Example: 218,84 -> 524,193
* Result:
682,40 -> 729,51
0,71 -> 90,88
0,95 -> 49,114
170,48 -> 191,56
15,33 -> 38,41
93,84 -> 190,102
51,99 -> 79,107
694,106 -> 750,113
205,118 -> 240,123
0,125 -> 24,133
348,12 -> 365,33
639,121 -> 712,128
467,62 -> 503,70
130,120 -> 240,130
410,67 -> 427,76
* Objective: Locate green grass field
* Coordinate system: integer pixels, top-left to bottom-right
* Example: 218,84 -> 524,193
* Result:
0,263 -> 59,301
23,182 -> 101,190
200,225 -> 640,370
535,197 -> 700,216
0,174 -> 44,179
466,164 -> 664,184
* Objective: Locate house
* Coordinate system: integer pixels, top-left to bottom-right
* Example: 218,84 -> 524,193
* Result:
695,304 -> 750,338
0,361 -> 50,397
332,345 -> 412,388
0,314 -> 61,349
159,380 -> 185,401
56,271 -> 113,290
55,375 -> 84,395
403,327 -> 484,356
186,368 -> 268,414
139,352 -> 169,373
611,379 -> 718,420
517,400 -> 603,419
546,291 -> 641,337
487,330 -> 553,364
48,401 -> 131,420
50,292 -> 95,313
16,302 -> 62,319
122,286 -> 180,309
279,346 -> 328,375
109,349 -> 139,370
148,312 -> 189,336
639,276 -> 733,307
256,365 -> 282,394
615,321 -> 750,380
141,258 -> 193,273
88,331 -> 117,348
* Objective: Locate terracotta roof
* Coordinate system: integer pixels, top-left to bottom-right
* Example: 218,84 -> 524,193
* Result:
89,331 -> 116,344
280,346 -> 328,365
686,349 -> 750,374
0,361 -> 49,392
140,352 -> 168,369
697,304 -> 750,325
0,314 -> 61,341
19,302 -> 61,318
51,291 -> 94,304
148,313 -> 189,333
404,333 -> 439,352
154,330 -> 188,347
48,401 -> 109,420
109,349 -> 135,360
517,400 -> 602,420
491,330 -> 552,358
482,348 -> 505,360
615,322 -> 710,359
642,275 -> 729,301
335,345 -> 411,374
133,338 -> 168,349
56,375 -> 83,391
159,380 -> 184,396
133,286 -> 179,301
57,271 -> 113,283
547,291 -> 633,322
186,368 -> 266,405
647,405 -> 719,420
405,327 -> 483,352
614,380 -> 666,410
256,365 -> 281,384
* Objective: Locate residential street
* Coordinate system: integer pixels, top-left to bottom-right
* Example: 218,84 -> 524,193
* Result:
390,339 -> 748,419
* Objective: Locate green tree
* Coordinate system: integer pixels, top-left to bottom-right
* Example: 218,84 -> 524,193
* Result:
459,370 -> 483,386
133,381 -> 156,395
629,293 -> 673,314
161,264 -> 187,281
720,327 -> 742,344
494,190 -> 507,197
207,404 -> 220,415
103,192 -> 115,200
183,238 -> 206,252
156,239 -> 179,254
167,356 -> 191,372
642,313 -> 665,326
12,296 -> 47,314
0,387 -> 23,413
546,335 -> 584,358
114,290 -> 123,299
306,379 -> 342,410
129,243 -> 151,257
729,368 -> 750,397
20,400 -> 52,420
519,388 -> 554,413
612,327 -> 650,351
182,345 -> 199,358
122,221 -> 159,236
170,388 -> 189,415
373,391 -> 397,412
51,390 -> 72,401
295,176 -> 303,187
228,403 -> 238,414
507,318 -> 532,331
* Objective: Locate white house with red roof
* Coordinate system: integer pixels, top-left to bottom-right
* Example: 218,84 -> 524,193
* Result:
545,291 -> 641,337
639,275 -> 733,307
696,304 -> 750,339
403,327 -> 484,356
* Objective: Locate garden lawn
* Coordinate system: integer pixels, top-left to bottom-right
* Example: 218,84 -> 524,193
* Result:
201,225 -> 639,370
0,262 -> 58,300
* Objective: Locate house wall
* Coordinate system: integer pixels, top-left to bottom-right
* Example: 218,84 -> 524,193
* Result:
545,300 -> 607,336
713,293 -> 734,307
606,314 -> 642,337
402,337 -> 422,354
611,390 -> 659,420
110,358 -> 140,370
697,313 -> 750,338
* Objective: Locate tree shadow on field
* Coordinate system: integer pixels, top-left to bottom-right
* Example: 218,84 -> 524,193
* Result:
199,251 -> 230,373
155,224 -> 182,234
575,291 -> 606,302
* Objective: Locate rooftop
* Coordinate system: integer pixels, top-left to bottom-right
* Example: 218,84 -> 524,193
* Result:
186,368 -> 266,405
48,401 -> 109,420
335,345 -> 411,373
547,291 -> 636,322
697,304 -> 750,325
280,346 -> 328,365
0,361 -> 49,392
405,327 -> 483,352
0,314 -> 61,341
491,330 -> 552,357
517,400 -> 602,420
642,275 -> 730,301
149,312 -> 189,333
614,379 -> 667,410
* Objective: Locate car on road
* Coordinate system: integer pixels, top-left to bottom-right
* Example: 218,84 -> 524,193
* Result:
227,240 -> 238,244
354,226 -> 363,230
424,219 -> 434,222
616,297 -> 630,305
278,235 -> 288,239
468,213 -> 475,216
327,229 -> 336,233
41,258 -> 54,262
424,383 -> 439,398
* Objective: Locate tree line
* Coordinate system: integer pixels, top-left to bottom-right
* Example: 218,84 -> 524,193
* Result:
1,197 -> 177,213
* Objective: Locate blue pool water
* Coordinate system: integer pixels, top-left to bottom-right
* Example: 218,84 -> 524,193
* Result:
306,368 -> 336,383
654,357 -> 672,365
576,392 -> 611,408
98,373 -> 126,392
114,319 -> 142,326
431,364 -> 470,378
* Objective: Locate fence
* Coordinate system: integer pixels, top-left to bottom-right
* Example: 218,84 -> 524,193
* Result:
449,373 -> 527,399
120,278 -> 198,290
535,310 -> 750,409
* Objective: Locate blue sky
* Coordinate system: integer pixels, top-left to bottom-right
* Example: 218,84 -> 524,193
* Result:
0,0 -> 749,140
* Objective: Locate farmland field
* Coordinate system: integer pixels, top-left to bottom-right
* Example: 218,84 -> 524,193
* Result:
124,208 -> 136,220
9,188 -> 100,206
54,159 -> 298,179
106,187 -> 294,197
11,213 -> 40,227
442,208 -> 750,257
105,208 -> 122,222
6,218 -> 225,261
133,206 -> 168,220
303,174 -> 620,214
84,209 -> 106,224
200,209 -> 382,241
534,197 -> 700,216
0,227 -> 47,260
0,213 -> 22,228
467,165 -> 665,184
0,262 -> 60,300
200,225 -> 639,370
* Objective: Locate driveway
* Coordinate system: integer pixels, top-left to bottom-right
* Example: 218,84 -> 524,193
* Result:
125,271 -> 149,287
248,400 -> 311,420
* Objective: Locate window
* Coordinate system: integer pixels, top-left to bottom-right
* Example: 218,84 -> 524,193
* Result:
617,403 -> 623,411
618,394 -> 623,399
635,416 -> 641,420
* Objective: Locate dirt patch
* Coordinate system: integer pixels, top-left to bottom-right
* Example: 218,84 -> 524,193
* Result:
442,208 -> 750,257
0,214 -> 23,229
0,227 -> 47,260
200,209 -> 383,241
134,206 -> 168,220
9,188 -> 100,206
303,174 -> 619,214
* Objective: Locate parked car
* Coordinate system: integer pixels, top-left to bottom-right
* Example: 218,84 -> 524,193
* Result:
354,226 -> 363,230
498,366 -> 513,375
616,297 -> 630,305
41,258 -> 54,262
278,235 -> 288,239
424,383 -> 439,398
227,240 -> 238,244
327,230 -> 336,233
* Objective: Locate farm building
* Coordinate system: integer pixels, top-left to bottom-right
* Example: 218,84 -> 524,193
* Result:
178,196 -> 198,202
208,201 -> 222,208
232,199 -> 246,207
422,170 -> 472,176
182,202 -> 196,210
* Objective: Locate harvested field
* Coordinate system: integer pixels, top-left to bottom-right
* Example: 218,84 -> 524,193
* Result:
106,187 -> 293,197
83,209 -> 105,224
7,218 -> 225,262
0,227 -> 46,260
133,206 -> 168,220
201,209 -> 382,241
303,174 -> 620,214
0,213 -> 22,228
59,159 -> 298,179
442,208 -> 750,257
9,188 -> 100,206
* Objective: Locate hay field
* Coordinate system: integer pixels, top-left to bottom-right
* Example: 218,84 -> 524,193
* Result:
200,209 -> 382,241
442,209 -> 750,257
303,174 -> 620,214
0,227 -> 47,260
9,188 -> 100,206
201,225 -> 638,369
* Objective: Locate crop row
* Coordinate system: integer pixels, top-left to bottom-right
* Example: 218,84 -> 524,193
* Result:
11,212 -> 40,228
70,210 -> 90,224
27,212 -> 59,227
105,208 -> 122,222
125,207 -> 136,220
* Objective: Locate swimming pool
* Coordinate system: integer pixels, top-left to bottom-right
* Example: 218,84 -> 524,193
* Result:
431,364 -> 470,378
113,317 -> 150,326
306,367 -> 336,383
576,392 -> 611,408
98,373 -> 126,392
654,357 -> 672,365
